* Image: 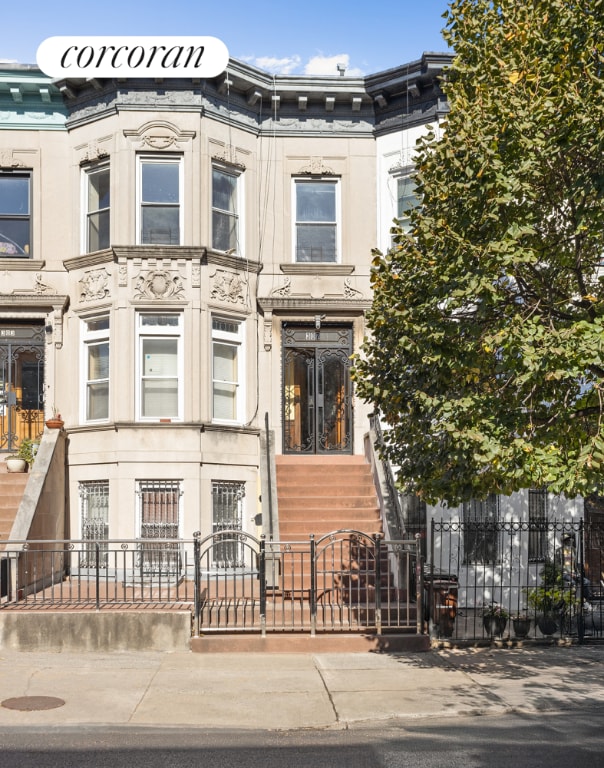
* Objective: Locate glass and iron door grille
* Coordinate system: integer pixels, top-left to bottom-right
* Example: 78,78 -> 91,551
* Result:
282,324 -> 353,454
0,324 -> 45,453
211,480 -> 245,568
79,480 -> 109,568
137,480 -> 182,576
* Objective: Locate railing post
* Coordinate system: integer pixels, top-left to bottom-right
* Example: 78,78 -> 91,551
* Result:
578,518 -> 585,644
416,533 -> 424,635
374,533 -> 382,635
310,535 -> 316,637
193,532 -> 201,638
95,541 -> 100,611
259,535 -> 266,637
264,413 -> 274,539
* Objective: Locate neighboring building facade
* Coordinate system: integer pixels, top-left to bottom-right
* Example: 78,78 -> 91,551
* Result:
0,54 -> 451,546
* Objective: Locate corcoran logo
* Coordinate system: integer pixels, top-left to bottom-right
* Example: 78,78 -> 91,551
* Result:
37,36 -> 229,79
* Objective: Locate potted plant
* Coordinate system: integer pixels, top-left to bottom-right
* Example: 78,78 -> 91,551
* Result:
511,613 -> 532,639
526,559 -> 579,636
45,406 -> 64,430
5,438 -> 39,473
482,602 -> 510,637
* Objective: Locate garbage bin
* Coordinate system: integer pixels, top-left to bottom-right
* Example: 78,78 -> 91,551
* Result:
424,572 -> 458,638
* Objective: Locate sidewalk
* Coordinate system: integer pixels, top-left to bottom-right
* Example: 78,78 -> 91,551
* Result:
1,645 -> 603,730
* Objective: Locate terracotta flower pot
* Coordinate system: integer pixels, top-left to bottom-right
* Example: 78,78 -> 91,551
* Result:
45,418 -> 64,429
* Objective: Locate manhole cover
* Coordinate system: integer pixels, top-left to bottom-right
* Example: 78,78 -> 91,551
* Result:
1,696 -> 65,711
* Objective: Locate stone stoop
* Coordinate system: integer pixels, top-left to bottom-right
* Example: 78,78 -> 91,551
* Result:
276,454 -> 383,540
0,461 -> 29,540
275,455 -> 390,601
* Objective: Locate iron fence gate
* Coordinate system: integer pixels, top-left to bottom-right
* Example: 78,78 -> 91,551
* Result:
193,530 -> 422,636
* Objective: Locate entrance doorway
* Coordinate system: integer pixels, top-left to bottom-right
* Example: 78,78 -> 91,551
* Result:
0,324 -> 45,453
282,324 -> 352,454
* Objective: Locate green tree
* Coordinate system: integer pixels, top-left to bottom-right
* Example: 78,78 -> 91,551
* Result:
354,0 -> 604,505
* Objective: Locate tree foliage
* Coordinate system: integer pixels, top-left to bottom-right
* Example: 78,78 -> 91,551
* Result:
353,0 -> 604,505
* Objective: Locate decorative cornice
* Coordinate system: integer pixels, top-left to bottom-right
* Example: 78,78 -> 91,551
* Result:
0,293 -> 69,310
280,264 -> 355,275
258,297 -> 371,312
123,119 -> 196,148
64,249 -> 113,271
205,248 -> 263,274
0,259 -> 45,271
112,245 -> 205,261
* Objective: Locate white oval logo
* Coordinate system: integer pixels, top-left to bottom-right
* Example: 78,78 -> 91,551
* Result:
37,36 -> 229,78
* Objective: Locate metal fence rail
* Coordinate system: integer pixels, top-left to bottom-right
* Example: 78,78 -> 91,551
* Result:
0,539 -> 196,609
1,532 -> 422,638
428,518 -> 604,643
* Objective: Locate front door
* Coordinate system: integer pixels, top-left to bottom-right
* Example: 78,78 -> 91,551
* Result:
283,324 -> 352,454
0,324 -> 45,453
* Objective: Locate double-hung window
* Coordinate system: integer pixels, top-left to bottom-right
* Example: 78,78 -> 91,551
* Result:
212,316 -> 244,423
138,156 -> 182,245
212,166 -> 242,254
137,313 -> 182,420
0,171 -> 31,256
82,315 -> 110,422
293,179 -> 339,262
396,174 -> 419,233
83,164 -> 110,253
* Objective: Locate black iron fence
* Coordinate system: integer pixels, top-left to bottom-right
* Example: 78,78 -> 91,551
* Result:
0,539 -> 195,608
5,520 -> 603,644
428,518 -> 604,643
0,531 -> 422,637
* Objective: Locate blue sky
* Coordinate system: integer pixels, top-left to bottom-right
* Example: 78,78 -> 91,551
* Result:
1,0 -> 451,76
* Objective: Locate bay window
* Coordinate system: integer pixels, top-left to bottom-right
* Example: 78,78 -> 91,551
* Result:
138,156 -> 182,245
137,313 -> 182,420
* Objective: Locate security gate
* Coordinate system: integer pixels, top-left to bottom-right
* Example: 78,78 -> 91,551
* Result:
0,324 -> 45,453
282,324 -> 352,454
193,530 -> 422,635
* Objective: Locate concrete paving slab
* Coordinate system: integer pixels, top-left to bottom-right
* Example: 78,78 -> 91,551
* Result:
0,646 -> 603,730
131,689 -> 335,729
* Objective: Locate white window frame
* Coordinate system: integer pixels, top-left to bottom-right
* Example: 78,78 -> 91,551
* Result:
211,164 -> 244,256
81,162 -> 110,253
292,177 -> 341,263
136,312 -> 183,422
136,155 -> 183,245
211,315 -> 245,425
394,172 -> 419,234
80,314 -> 110,424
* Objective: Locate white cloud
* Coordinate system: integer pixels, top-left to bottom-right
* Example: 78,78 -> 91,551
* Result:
304,54 -> 364,77
239,52 -> 364,77
252,55 -> 302,75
